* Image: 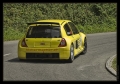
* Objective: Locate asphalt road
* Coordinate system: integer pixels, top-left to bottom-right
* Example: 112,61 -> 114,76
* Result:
3,32 -> 117,81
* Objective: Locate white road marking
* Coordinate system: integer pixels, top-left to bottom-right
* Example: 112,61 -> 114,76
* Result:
76,64 -> 97,71
76,65 -> 92,70
4,53 -> 11,56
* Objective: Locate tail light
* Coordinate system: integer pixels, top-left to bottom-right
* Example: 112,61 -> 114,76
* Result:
58,38 -> 67,47
21,38 -> 27,47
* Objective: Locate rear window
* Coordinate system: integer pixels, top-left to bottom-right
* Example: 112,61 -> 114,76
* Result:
26,26 -> 61,38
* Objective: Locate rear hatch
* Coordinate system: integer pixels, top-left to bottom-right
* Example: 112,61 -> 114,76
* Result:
25,25 -> 62,48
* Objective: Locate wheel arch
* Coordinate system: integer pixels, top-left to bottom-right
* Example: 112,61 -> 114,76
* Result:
80,33 -> 87,47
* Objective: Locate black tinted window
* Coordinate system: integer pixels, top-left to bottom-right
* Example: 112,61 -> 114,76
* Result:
64,23 -> 72,36
68,22 -> 79,34
26,26 -> 61,38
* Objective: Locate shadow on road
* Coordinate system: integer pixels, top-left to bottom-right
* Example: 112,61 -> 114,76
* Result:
6,53 -> 83,64
7,57 -> 72,64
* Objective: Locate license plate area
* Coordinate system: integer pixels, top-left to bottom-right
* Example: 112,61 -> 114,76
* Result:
26,53 -> 59,58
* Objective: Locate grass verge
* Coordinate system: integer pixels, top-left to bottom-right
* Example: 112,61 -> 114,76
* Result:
77,24 -> 116,34
112,57 -> 117,71
4,28 -> 25,41
4,24 -> 116,41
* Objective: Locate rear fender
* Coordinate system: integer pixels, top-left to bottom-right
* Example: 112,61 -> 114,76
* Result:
79,33 -> 86,47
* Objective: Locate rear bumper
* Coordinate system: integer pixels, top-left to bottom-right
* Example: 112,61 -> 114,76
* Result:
18,47 -> 70,60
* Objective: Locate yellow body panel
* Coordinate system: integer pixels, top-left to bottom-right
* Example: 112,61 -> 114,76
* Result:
18,19 -> 86,61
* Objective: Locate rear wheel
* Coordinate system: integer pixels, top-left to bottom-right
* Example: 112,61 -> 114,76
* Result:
68,44 -> 74,63
81,38 -> 87,54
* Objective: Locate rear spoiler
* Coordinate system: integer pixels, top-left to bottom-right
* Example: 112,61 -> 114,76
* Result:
27,22 -> 59,25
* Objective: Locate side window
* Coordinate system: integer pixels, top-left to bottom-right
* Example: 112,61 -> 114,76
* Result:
68,22 -> 79,34
64,23 -> 73,36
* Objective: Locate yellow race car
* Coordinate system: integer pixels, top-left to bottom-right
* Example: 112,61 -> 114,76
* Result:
18,20 -> 87,63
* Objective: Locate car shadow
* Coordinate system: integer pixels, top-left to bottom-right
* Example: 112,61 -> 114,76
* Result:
74,53 -> 83,59
7,57 -> 71,64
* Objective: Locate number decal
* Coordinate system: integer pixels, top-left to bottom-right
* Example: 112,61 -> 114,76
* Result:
77,37 -> 82,47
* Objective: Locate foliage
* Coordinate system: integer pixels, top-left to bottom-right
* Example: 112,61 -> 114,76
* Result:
3,3 -> 117,41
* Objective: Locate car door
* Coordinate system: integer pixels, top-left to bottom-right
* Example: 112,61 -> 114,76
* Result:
67,22 -> 82,54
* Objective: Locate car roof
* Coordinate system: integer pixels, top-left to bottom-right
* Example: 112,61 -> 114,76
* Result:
36,19 -> 71,25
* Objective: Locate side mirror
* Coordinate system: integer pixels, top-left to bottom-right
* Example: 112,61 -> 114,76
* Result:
67,31 -> 73,35
80,29 -> 84,33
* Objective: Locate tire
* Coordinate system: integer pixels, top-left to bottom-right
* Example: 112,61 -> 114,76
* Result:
81,38 -> 87,54
68,44 -> 74,63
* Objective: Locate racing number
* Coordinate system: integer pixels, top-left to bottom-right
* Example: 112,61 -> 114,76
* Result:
77,37 -> 82,48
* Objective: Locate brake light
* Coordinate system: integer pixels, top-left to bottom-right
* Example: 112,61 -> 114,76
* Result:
21,38 -> 27,47
58,38 -> 67,47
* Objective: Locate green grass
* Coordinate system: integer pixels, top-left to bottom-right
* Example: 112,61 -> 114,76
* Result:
4,28 -> 25,41
77,24 -> 116,34
112,57 -> 117,71
3,3 -> 116,41
3,23 -> 116,41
